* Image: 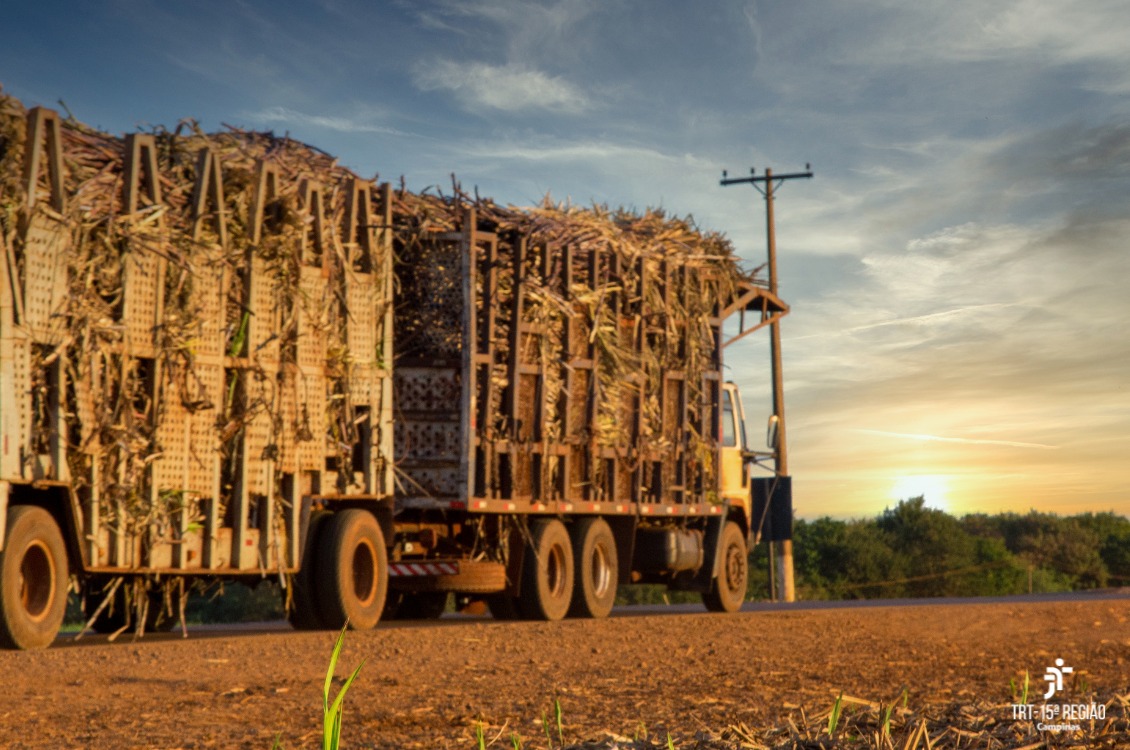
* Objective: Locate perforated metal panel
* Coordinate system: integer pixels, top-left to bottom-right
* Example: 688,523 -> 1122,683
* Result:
395,419 -> 461,461
122,246 -> 161,354
153,370 -> 189,493
393,365 -> 463,500
248,257 -> 280,364
11,339 -> 31,474
194,254 -> 226,359
22,215 -> 69,343
395,367 -> 461,412
349,365 -> 373,405
296,371 -> 325,472
297,267 -> 327,371
71,354 -> 98,452
346,276 -> 376,366
399,465 -> 462,498
276,369 -> 298,474
187,364 -> 222,497
244,373 -> 274,495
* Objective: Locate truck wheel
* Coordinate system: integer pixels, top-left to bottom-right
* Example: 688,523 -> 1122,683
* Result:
518,519 -> 574,621
315,510 -> 388,630
702,521 -> 747,613
289,510 -> 330,631
0,506 -> 69,650
568,518 -> 617,619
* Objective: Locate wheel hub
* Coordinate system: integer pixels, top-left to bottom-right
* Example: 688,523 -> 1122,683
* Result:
725,545 -> 745,592
19,541 -> 56,624
351,539 -> 378,606
546,544 -> 567,598
591,543 -> 611,598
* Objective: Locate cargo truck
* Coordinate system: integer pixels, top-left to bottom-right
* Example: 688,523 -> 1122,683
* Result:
0,100 -> 790,649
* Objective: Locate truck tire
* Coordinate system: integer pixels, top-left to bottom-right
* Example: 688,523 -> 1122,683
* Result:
518,519 -> 574,621
568,517 -> 617,619
315,509 -> 388,630
702,520 -> 747,613
289,510 -> 330,631
0,506 -> 69,650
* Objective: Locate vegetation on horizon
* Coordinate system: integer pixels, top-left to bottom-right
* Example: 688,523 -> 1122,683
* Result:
757,497 -> 1130,601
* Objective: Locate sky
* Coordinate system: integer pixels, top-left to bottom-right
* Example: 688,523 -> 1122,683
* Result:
2,0 -> 1128,519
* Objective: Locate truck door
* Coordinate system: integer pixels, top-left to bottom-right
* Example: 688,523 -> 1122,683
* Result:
719,382 -> 749,504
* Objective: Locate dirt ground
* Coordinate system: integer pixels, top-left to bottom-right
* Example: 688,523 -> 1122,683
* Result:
0,594 -> 1127,749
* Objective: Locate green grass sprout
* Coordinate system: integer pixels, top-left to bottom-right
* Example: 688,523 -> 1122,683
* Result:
322,624 -> 365,750
828,691 -> 843,736
554,698 -> 564,746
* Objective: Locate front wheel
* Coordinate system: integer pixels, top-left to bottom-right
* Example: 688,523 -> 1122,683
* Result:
702,521 -> 747,613
0,506 -> 69,650
315,510 -> 388,630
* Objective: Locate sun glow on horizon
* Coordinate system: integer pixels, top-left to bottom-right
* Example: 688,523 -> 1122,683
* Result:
889,474 -> 952,513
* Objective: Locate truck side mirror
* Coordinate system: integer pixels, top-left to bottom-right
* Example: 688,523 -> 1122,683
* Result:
767,414 -> 780,450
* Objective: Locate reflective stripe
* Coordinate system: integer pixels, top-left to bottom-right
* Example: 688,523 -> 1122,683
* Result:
388,562 -> 460,577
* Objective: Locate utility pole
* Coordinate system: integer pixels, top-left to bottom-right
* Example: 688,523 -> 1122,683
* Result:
720,165 -> 812,603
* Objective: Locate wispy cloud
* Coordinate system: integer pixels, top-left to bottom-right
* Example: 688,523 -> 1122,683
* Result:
792,303 -> 1020,341
413,60 -> 590,114
856,429 -> 1058,450
458,138 -> 707,167
244,106 -> 419,137
414,0 -> 599,67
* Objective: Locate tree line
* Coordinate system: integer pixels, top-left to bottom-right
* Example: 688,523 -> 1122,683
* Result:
749,497 -> 1130,600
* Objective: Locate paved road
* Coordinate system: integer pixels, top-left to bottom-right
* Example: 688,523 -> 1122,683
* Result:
53,587 -> 1130,647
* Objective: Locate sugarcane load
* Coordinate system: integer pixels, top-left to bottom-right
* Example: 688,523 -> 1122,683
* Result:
0,89 -> 790,649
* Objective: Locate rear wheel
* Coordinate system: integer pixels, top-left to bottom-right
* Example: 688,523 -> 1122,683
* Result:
568,518 -> 618,619
315,510 -> 388,630
518,519 -> 574,621
289,511 -> 330,631
0,506 -> 69,650
702,521 -> 747,613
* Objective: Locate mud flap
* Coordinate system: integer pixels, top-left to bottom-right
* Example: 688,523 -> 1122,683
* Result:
502,519 -> 526,597
752,476 -> 792,543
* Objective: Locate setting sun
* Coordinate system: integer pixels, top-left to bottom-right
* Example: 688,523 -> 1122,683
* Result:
889,474 -> 951,512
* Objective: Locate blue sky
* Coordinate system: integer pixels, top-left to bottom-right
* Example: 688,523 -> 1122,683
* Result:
3,0 -> 1128,518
